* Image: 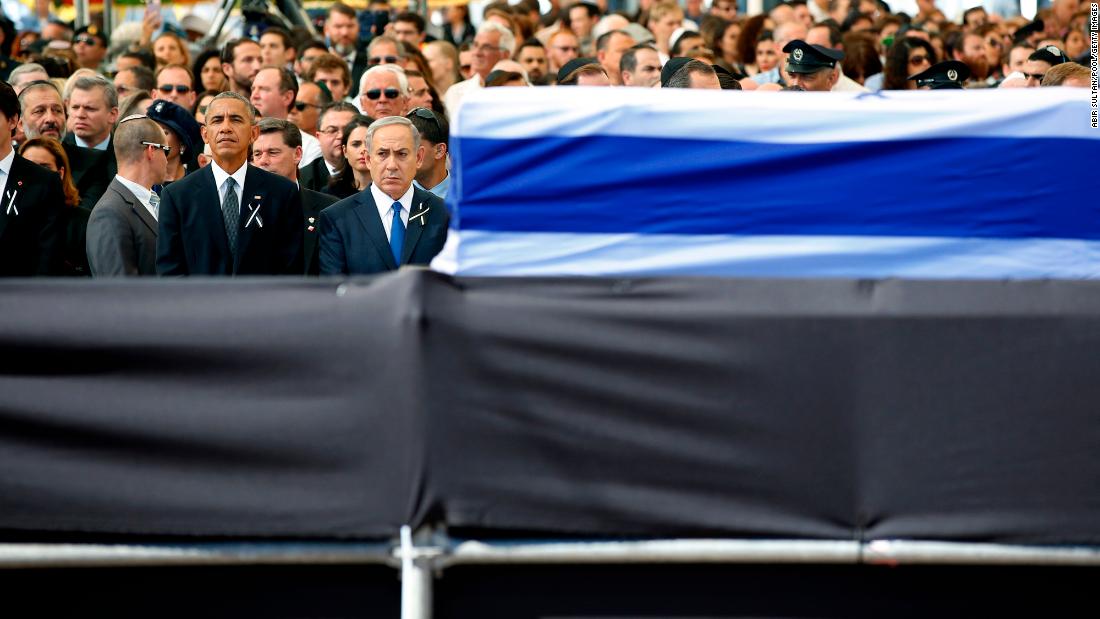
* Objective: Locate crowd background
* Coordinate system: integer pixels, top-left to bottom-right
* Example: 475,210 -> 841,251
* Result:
0,0 -> 1094,278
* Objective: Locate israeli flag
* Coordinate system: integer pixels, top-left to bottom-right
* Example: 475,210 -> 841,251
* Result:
434,87 -> 1100,278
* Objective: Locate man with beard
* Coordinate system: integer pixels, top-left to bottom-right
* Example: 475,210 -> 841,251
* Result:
324,3 -> 369,98
18,80 -> 65,140
221,38 -> 263,98
950,32 -> 991,87
516,40 -> 550,85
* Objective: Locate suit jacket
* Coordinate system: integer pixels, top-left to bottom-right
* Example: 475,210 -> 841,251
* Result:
301,188 -> 337,276
318,185 -> 448,276
86,177 -> 159,276
156,164 -> 304,276
62,133 -> 118,211
349,45 -> 370,99
0,154 -> 65,276
299,157 -> 332,193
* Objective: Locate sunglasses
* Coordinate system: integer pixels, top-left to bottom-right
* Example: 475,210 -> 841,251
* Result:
365,88 -> 401,100
73,36 -> 101,46
158,84 -> 192,95
1022,72 -> 1046,81
908,54 -> 930,65
369,55 -> 400,65
294,101 -> 321,111
142,141 -> 172,154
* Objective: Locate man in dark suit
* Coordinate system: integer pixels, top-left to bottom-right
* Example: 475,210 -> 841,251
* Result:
252,117 -> 337,275
323,2 -> 370,98
61,74 -> 118,211
157,92 -> 303,276
0,81 -> 65,276
299,102 -> 359,193
86,115 -> 169,276
319,116 -> 448,275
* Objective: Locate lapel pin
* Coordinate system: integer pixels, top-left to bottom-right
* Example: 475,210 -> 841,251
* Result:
409,202 -> 429,226
307,225 -> 315,232
308,216 -> 315,223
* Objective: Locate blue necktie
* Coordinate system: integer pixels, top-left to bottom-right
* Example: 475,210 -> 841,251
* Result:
389,201 -> 405,265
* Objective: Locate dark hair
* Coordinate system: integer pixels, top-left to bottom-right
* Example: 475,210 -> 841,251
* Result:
328,114 -> 375,198
518,39 -> 546,54
558,63 -> 606,85
0,81 -> 22,126
485,70 -> 526,86
407,107 -> 449,147
261,26 -> 295,51
122,65 -> 157,92
298,40 -> 329,59
257,117 -> 303,149
320,100 -> 360,126
620,43 -> 656,75
18,137 -> 80,207
259,66 -> 300,112
962,6 -> 986,26
193,89 -> 220,115
328,2 -> 357,20
595,29 -> 629,52
393,11 -> 426,34
120,50 -> 156,70
191,49 -> 223,92
306,53 -> 352,88
812,21 -> 843,48
665,59 -> 717,88
221,38 -> 259,65
671,31 -> 704,57
738,14 -> 768,66
840,32 -> 883,84
882,36 -> 936,90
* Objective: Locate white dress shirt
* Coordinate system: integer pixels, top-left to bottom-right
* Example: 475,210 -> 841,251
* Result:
371,182 -> 415,242
210,160 -> 248,214
299,131 -> 323,168
114,174 -> 158,221
0,147 -> 14,202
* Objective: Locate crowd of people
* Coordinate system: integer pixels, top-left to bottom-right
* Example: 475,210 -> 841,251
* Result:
0,0 -> 1093,277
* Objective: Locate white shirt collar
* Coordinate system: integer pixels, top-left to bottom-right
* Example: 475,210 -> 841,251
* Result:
74,133 -> 111,151
114,174 -> 156,220
0,147 -> 14,177
210,159 -> 248,192
371,182 -> 415,218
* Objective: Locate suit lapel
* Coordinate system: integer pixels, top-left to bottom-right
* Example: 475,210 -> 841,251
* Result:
194,166 -> 231,272
1,156 -> 33,240
351,190 -> 398,270
236,166 -> 262,270
401,189 -> 431,265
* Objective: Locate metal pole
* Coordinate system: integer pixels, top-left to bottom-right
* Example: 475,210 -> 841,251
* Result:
400,526 -> 433,619
201,0 -> 237,49
103,0 -> 113,47
74,0 -> 89,29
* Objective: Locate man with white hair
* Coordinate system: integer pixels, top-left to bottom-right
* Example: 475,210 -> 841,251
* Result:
443,22 -> 515,119
8,63 -> 51,94
358,65 -> 411,119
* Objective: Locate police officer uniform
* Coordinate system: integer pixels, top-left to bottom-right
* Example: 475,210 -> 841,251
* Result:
908,61 -> 971,90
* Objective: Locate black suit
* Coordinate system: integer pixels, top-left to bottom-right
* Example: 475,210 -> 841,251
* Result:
0,154 -> 66,276
61,133 -> 117,211
298,157 -> 332,193
301,188 -> 337,276
86,178 -> 159,276
156,164 -> 304,276
318,185 -> 448,275
348,45 -> 370,99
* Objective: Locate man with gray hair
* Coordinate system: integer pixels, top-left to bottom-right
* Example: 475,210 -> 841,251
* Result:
358,64 -> 410,120
62,74 -> 119,210
8,63 -> 51,94
157,91 -> 304,275
19,80 -> 66,140
318,115 -> 448,275
86,114 -> 170,276
443,21 -> 515,118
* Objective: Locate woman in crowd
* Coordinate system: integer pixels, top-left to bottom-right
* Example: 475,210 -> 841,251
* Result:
753,31 -> 779,75
152,32 -> 190,70
326,115 -> 375,200
703,16 -> 746,76
192,90 -> 218,125
881,36 -> 937,90
444,4 -> 475,46
841,32 -> 883,85
18,138 -> 88,276
117,89 -> 153,121
736,14 -> 768,75
192,49 -> 228,94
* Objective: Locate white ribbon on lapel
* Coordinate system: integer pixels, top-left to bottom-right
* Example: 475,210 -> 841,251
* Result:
245,199 -> 263,228
409,202 -> 428,226
5,190 -> 17,216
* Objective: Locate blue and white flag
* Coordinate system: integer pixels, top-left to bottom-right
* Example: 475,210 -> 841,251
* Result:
434,88 -> 1100,278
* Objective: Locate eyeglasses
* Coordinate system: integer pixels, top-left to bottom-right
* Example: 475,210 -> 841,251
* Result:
116,84 -> 132,95
369,55 -> 400,65
294,101 -> 321,111
1022,72 -> 1046,81
908,54 -> 930,65
197,104 -> 209,115
319,126 -> 343,136
407,107 -> 440,131
142,141 -> 172,154
158,84 -> 192,95
365,87 -> 401,100
73,36 -> 101,46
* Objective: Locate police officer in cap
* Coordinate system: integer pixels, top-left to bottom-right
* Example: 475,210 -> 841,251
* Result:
782,40 -> 844,92
908,60 -> 971,90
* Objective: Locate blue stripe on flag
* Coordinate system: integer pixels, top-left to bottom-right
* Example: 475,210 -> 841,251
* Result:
453,135 -> 1100,240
